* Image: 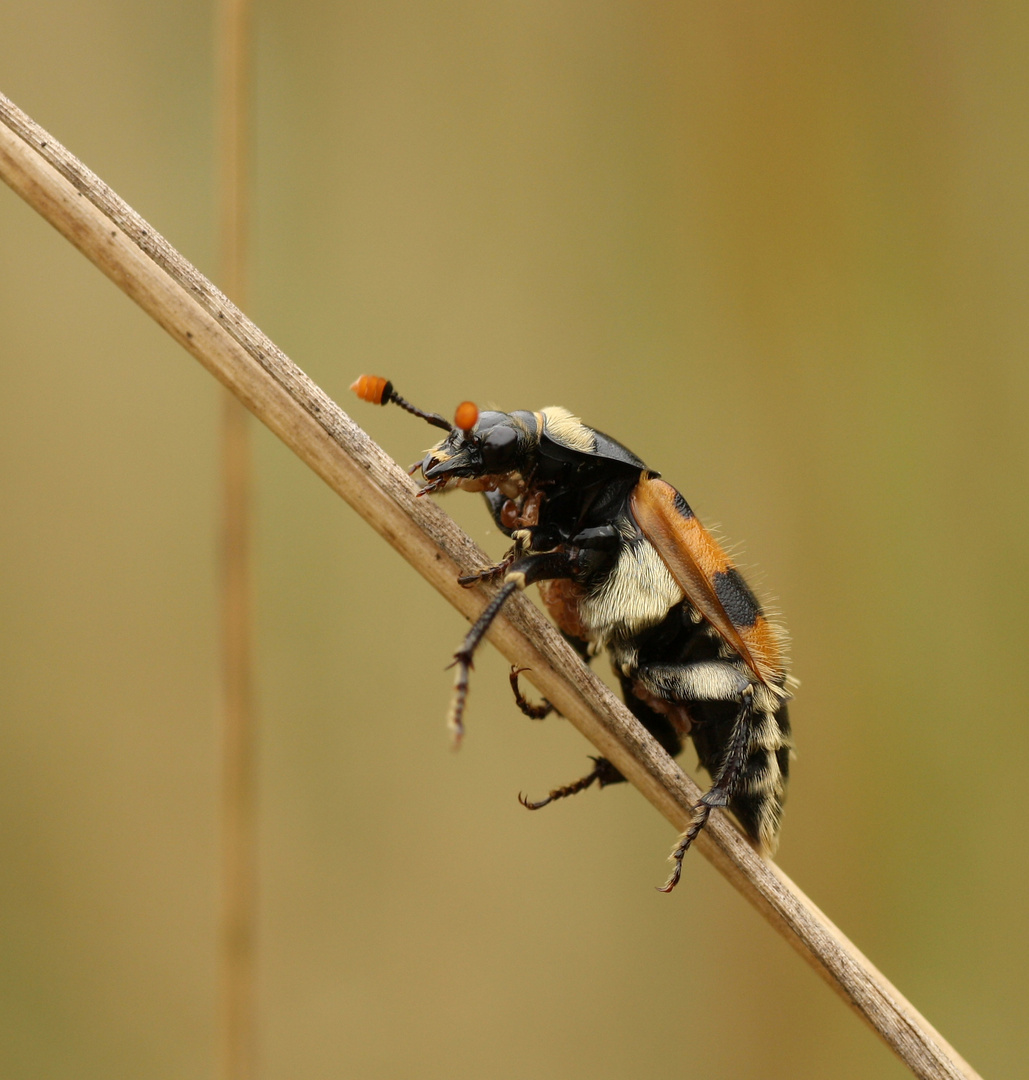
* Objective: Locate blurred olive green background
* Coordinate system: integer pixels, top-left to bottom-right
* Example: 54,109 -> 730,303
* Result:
2,3 -> 1027,1078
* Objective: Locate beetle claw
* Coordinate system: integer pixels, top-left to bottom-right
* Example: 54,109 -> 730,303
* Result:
518,791 -> 553,810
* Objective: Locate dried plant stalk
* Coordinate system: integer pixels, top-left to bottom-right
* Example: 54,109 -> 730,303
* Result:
0,92 -> 980,1080
216,0 -> 258,1077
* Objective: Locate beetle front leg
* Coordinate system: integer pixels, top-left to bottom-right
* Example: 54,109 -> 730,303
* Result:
457,512 -> 562,590
447,580 -> 520,745
457,551 -> 516,587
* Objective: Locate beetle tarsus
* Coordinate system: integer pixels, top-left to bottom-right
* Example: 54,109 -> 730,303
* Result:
518,773 -> 596,810
509,666 -> 554,719
446,649 -> 473,747
457,555 -> 515,588
657,802 -> 712,893
518,759 -> 608,809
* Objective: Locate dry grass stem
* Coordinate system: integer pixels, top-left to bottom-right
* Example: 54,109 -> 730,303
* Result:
0,92 -> 981,1080
215,0 -> 258,1077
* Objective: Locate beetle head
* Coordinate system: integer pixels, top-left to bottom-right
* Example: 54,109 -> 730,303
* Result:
420,409 -> 532,487
350,376 -> 541,493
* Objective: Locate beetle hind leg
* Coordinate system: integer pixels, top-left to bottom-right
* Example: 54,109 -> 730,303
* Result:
698,685 -> 754,808
656,804 -> 713,893
656,684 -> 756,894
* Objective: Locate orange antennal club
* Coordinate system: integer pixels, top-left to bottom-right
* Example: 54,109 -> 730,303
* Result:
454,401 -> 479,432
350,374 -> 391,405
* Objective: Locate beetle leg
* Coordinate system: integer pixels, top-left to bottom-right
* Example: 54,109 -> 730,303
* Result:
508,666 -> 553,719
519,764 -> 599,808
509,622 -> 594,720
525,670 -> 687,809
656,683 -> 756,893
446,548 -> 584,745
509,628 -> 595,723
447,580 -> 520,746
457,552 -> 516,588
698,685 -> 755,809
518,756 -> 623,809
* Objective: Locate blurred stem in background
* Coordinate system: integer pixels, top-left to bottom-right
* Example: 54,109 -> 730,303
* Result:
217,0 -> 257,1075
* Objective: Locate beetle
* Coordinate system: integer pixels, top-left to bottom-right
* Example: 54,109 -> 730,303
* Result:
351,374 -> 793,890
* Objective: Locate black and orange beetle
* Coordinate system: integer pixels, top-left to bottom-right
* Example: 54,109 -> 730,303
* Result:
351,375 -> 793,890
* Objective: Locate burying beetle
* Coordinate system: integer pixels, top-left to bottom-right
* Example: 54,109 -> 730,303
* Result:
351,375 -> 793,891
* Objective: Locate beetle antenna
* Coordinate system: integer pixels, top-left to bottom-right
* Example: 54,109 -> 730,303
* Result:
350,375 -> 453,433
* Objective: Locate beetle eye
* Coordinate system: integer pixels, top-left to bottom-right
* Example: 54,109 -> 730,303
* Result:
480,425 -> 519,470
